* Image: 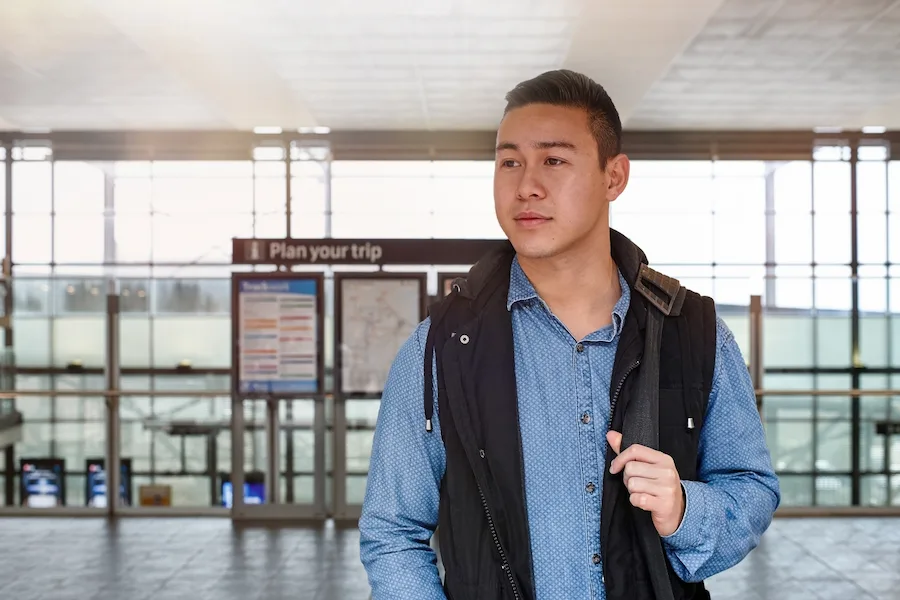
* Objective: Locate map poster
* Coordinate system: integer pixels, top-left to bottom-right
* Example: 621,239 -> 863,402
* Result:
337,275 -> 424,394
236,277 -> 321,395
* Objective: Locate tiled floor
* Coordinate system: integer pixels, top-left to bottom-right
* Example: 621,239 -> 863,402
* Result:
0,517 -> 898,599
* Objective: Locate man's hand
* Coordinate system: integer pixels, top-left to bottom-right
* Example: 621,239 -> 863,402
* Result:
607,430 -> 685,537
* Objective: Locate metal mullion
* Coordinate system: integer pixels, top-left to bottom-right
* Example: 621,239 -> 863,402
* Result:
850,142 -> 862,506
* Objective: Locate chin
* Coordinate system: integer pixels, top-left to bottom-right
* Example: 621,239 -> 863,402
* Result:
508,237 -> 563,260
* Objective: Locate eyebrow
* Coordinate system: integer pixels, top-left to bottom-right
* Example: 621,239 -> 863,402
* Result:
495,140 -> 578,152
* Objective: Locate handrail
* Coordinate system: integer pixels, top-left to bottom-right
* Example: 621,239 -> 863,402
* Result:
0,390 -> 233,398
0,388 -> 895,398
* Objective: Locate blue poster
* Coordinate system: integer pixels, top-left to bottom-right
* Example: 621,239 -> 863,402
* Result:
238,278 -> 319,394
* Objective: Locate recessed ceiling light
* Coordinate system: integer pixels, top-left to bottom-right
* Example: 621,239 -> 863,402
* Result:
298,126 -> 330,134
813,126 -> 843,134
253,126 -> 282,134
862,125 -> 887,134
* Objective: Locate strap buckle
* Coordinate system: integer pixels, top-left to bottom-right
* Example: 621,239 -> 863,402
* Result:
634,264 -> 685,317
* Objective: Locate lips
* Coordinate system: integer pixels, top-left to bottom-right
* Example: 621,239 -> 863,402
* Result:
514,212 -> 551,228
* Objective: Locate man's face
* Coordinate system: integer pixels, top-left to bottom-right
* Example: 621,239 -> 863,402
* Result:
493,103 -> 626,260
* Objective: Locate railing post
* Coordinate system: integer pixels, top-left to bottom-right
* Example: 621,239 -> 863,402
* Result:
749,295 -> 764,415
105,280 -> 121,517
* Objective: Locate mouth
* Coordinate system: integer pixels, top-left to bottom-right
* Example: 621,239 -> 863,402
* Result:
514,212 -> 552,229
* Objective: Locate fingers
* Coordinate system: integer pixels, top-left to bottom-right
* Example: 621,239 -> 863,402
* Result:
629,492 -> 665,513
609,442 -> 670,475
622,460 -> 664,484
607,430 -> 623,455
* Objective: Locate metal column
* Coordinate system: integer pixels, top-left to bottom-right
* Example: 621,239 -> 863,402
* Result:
104,281 -> 121,516
265,398 -> 280,504
849,141 -> 861,506
749,295 -> 764,414
3,145 -> 14,506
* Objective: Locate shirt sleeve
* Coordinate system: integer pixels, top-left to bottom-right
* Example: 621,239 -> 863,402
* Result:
661,316 -> 781,582
358,318 -> 448,600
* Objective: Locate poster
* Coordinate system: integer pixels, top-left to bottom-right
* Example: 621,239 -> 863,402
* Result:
238,277 -> 320,394
85,458 -> 132,507
339,276 -> 423,394
220,472 -> 265,508
20,458 -> 66,508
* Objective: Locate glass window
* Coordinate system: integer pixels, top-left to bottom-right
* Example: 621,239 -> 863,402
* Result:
120,318 -> 151,368
859,270 -> 888,366
15,375 -> 51,420
57,279 -> 106,313
55,215 -> 106,264
54,317 -> 105,367
13,214 -> 52,263
54,162 -> 105,214
114,215 -> 153,263
151,161 -> 254,214
764,313 -> 813,367
14,279 -> 51,314
114,175 -> 152,215
12,317 -> 50,366
120,279 -> 151,313
289,160 -> 326,214
890,162 -> 900,263
773,266 -> 813,309
152,317 -> 230,368
12,162 -> 51,214
154,279 -> 229,314
151,213 -> 252,263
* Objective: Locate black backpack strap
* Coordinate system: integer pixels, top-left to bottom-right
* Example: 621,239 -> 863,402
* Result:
422,246 -> 514,433
423,282 -> 464,432
624,264 -> 686,600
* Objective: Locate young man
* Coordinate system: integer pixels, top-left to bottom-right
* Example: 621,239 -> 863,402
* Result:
359,69 -> 780,600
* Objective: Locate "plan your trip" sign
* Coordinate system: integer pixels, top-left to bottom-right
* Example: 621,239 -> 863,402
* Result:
232,238 -> 509,266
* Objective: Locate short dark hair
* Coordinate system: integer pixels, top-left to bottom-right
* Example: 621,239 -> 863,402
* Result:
503,69 -> 623,165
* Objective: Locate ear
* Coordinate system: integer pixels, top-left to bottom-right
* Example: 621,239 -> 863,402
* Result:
605,154 -> 630,203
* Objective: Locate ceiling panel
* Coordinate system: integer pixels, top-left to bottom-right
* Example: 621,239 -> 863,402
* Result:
628,0 -> 900,130
0,0 -> 898,132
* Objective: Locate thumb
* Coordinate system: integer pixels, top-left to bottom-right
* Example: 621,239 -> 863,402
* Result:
607,430 -> 623,455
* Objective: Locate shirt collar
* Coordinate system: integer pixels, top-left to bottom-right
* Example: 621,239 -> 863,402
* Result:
507,255 -> 630,337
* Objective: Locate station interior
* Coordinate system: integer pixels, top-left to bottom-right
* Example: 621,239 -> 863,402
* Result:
1,1 -> 900,599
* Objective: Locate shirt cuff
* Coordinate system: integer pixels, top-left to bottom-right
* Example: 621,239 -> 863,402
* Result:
661,480 -> 708,551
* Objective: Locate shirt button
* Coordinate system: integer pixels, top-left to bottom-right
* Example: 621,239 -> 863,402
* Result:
575,342 -> 584,353
581,412 -> 590,424
592,553 -> 601,565
586,482 -> 596,494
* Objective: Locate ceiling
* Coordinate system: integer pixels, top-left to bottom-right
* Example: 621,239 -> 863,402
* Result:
0,0 -> 898,132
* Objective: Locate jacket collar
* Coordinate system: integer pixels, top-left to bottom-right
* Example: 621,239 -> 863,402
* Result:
460,229 -> 650,329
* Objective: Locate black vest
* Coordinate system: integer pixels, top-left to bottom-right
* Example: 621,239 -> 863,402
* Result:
423,230 -> 717,600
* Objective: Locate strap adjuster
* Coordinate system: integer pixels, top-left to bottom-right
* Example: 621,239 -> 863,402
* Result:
634,264 -> 685,317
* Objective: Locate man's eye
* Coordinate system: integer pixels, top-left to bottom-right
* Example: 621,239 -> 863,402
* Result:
546,157 -> 564,166
501,159 -> 518,168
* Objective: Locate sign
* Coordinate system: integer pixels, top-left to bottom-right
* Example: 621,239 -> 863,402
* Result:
233,238 -> 510,266
875,421 -> 900,435
235,275 -> 323,395
220,472 -> 265,508
138,484 -> 172,507
85,458 -> 132,507
20,458 -> 65,508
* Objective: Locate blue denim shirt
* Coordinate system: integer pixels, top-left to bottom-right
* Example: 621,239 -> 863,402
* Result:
360,257 -> 780,600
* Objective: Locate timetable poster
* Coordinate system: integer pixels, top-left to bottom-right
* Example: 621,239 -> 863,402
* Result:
238,278 -> 320,394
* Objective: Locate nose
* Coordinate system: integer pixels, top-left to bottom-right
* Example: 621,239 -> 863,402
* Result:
515,164 -> 546,201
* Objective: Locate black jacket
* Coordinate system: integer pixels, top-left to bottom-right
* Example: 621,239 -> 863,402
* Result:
423,230 -> 717,600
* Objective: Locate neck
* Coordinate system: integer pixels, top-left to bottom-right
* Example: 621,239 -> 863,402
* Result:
518,230 -> 620,314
